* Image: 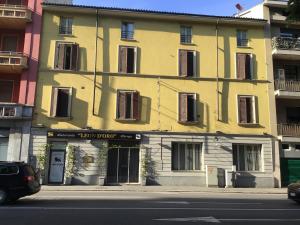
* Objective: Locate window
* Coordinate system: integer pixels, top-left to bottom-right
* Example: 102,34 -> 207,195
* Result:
178,93 -> 197,123
238,96 -> 256,124
2,35 -> 18,52
237,30 -> 248,47
51,87 -> 72,118
0,80 -> 13,102
118,46 -> 137,74
0,165 -> 19,175
121,22 -> 134,40
233,144 -> 262,171
172,142 -> 202,171
287,107 -> 300,123
54,42 -> 79,70
59,17 -> 73,35
180,26 -> 192,44
236,53 -> 253,80
179,50 -> 196,77
116,90 -> 139,120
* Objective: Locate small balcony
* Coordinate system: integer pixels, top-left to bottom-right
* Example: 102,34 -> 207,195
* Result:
278,123 -> 300,141
264,0 -> 288,8
0,103 -> 32,120
274,80 -> 300,98
272,37 -> 300,60
0,4 -> 31,28
0,51 -> 28,73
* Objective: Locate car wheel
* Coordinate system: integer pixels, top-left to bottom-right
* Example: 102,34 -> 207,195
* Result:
0,189 -> 8,205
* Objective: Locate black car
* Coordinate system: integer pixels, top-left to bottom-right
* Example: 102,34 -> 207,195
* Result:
0,161 -> 41,204
288,182 -> 300,203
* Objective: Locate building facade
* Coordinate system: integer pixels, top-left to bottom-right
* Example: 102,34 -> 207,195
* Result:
31,3 -> 277,187
0,0 -> 42,163
241,0 -> 300,187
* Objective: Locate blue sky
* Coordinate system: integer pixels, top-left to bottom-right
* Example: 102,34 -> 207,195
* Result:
74,0 -> 263,16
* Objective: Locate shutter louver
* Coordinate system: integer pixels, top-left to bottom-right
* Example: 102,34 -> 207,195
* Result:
239,97 -> 247,123
51,88 -> 59,117
71,44 -> 79,71
118,92 -> 126,119
179,50 -> 188,76
179,93 -> 188,122
119,47 -> 128,73
55,43 -> 65,69
132,92 -> 140,120
237,53 -> 246,80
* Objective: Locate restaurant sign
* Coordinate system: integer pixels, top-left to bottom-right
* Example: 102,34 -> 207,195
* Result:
47,131 -> 141,141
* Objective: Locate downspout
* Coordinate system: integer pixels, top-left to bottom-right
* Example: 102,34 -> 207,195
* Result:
92,9 -> 99,116
216,19 -> 220,122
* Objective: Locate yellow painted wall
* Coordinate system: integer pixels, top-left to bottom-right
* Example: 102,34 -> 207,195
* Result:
35,11 -> 271,135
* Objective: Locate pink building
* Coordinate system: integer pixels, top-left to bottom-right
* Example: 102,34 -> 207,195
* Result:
0,0 -> 42,162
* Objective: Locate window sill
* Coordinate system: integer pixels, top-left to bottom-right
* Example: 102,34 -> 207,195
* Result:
238,123 -> 260,127
237,45 -> 251,49
180,42 -> 196,46
121,38 -> 137,42
178,121 -> 199,125
172,170 -> 204,173
118,72 -> 136,75
52,68 -> 77,72
58,34 -> 75,37
48,116 -> 72,121
115,118 -> 138,122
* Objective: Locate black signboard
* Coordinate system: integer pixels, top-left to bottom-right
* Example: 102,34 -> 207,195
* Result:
47,131 -> 141,141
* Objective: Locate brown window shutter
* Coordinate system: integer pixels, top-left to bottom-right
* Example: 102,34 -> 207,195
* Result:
132,91 -> 140,120
245,54 -> 251,79
236,53 -> 246,80
51,88 -> 59,117
239,97 -> 247,123
117,91 -> 126,119
71,44 -> 79,71
119,47 -> 128,73
179,50 -> 188,76
179,93 -> 188,122
56,43 -> 65,70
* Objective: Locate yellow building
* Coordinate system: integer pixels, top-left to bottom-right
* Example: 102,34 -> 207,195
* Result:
30,2 -> 277,187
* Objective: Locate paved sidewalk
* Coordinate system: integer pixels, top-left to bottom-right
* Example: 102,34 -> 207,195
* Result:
41,185 -> 287,194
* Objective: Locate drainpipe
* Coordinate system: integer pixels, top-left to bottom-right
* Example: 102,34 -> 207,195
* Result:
92,9 -> 99,116
216,19 -> 220,122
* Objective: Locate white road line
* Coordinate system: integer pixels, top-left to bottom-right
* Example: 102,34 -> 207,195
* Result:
191,202 -> 263,205
220,219 -> 300,222
152,201 -> 190,205
154,217 -> 221,223
1,207 -> 300,211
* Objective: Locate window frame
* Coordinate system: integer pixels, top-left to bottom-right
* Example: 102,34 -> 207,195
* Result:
171,142 -> 203,171
235,52 -> 254,80
0,79 -> 14,103
1,34 -> 19,52
50,87 -> 73,118
54,41 -> 79,71
237,95 -> 257,125
121,22 -> 135,40
180,26 -> 192,44
237,30 -> 249,47
233,144 -> 262,172
118,45 -> 138,74
178,49 -> 197,77
178,92 -> 198,124
115,90 -> 140,121
59,16 -> 73,35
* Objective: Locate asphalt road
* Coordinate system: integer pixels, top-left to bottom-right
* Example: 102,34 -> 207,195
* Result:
0,191 -> 299,225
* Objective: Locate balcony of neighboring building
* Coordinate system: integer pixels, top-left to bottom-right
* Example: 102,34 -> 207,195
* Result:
264,0 -> 288,8
0,78 -> 32,120
272,36 -> 300,60
0,31 -> 27,73
0,0 -> 31,29
277,99 -> 300,141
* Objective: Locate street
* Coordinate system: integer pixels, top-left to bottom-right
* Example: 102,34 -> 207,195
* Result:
0,190 -> 299,225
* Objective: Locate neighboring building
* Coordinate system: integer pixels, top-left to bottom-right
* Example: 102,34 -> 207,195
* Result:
241,0 -> 300,187
31,2 -> 276,187
0,0 -> 42,162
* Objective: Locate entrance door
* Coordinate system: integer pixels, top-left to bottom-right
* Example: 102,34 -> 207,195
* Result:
0,138 -> 8,161
107,148 -> 139,184
281,158 -> 300,187
48,150 -> 66,184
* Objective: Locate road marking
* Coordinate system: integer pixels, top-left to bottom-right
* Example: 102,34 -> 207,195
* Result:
191,201 -> 263,205
220,219 -> 300,222
1,207 -> 300,211
152,201 -> 189,205
154,217 -> 220,223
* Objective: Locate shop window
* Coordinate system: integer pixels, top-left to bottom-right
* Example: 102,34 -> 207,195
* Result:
171,142 -> 202,171
121,22 -> 134,40
238,95 -> 256,124
54,42 -> 79,70
116,90 -> 139,120
236,53 -> 253,80
118,46 -> 137,74
178,93 -> 197,123
51,87 -> 72,118
233,144 -> 262,171
59,17 -> 73,35
179,49 -> 196,77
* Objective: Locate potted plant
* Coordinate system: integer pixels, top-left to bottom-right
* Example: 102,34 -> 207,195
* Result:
64,144 -> 76,185
141,153 -> 152,186
37,144 -> 51,185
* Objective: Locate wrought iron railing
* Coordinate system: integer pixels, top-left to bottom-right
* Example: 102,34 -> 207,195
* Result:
274,79 -> 300,92
272,37 -> 300,51
59,26 -> 72,35
180,34 -> 192,44
121,31 -> 134,40
278,123 -> 300,137
237,39 -> 249,47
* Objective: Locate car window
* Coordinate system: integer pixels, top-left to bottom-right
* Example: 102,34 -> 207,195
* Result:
23,165 -> 35,176
0,165 -> 19,175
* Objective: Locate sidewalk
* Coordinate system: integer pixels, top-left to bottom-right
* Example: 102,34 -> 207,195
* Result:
41,185 -> 287,194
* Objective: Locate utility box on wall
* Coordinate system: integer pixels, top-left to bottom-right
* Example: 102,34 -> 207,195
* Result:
206,165 -> 218,187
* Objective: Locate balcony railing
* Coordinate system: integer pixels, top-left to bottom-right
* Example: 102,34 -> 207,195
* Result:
0,4 -> 31,21
278,123 -> 300,137
0,103 -> 32,119
0,51 -> 27,67
274,80 -> 300,92
272,37 -> 300,51
121,31 -> 134,40
180,34 -> 192,44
